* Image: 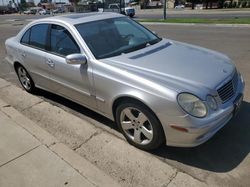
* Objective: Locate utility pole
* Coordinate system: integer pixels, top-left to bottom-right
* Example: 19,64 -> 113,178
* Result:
163,0 -> 166,20
119,0 -> 122,14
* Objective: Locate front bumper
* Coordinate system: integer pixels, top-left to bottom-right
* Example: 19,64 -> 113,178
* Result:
162,74 -> 245,147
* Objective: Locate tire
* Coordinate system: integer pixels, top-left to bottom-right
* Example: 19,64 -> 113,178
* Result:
16,65 -> 36,93
116,101 -> 165,150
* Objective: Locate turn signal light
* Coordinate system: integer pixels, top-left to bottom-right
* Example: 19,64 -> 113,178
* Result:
170,125 -> 188,132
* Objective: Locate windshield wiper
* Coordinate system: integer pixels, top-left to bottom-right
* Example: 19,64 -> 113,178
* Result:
148,38 -> 162,45
99,38 -> 162,59
122,38 -> 161,54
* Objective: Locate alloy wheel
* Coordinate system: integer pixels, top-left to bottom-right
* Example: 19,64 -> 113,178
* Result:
17,66 -> 31,91
120,107 -> 153,145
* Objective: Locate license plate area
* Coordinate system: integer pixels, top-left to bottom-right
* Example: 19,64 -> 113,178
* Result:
233,93 -> 243,116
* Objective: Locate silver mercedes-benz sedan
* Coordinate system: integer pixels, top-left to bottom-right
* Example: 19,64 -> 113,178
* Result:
5,13 -> 245,150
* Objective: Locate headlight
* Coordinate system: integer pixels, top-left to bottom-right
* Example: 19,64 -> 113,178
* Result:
177,93 -> 207,118
207,95 -> 217,110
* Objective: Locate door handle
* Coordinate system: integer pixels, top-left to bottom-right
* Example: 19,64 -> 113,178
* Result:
46,59 -> 54,68
21,53 -> 26,57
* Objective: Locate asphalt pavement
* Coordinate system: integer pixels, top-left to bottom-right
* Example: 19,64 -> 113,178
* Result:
0,14 -> 250,186
1,8 -> 250,21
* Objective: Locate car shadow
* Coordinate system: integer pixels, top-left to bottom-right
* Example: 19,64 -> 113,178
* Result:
35,88 -> 250,173
150,101 -> 250,173
35,88 -> 119,131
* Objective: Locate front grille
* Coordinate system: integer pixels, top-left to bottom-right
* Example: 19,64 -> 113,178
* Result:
217,71 -> 238,103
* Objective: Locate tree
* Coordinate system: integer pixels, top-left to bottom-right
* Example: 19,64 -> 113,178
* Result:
20,0 -> 28,10
69,0 -> 80,12
40,0 -> 48,3
140,0 -> 150,9
186,0 -> 202,9
217,0 -> 225,8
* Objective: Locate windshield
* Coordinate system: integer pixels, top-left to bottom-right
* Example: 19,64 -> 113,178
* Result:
75,17 -> 161,59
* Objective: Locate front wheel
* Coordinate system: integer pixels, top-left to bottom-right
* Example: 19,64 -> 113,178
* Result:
16,65 -> 36,93
116,101 -> 165,150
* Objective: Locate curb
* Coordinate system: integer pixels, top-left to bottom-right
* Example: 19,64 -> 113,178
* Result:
140,22 -> 250,27
0,97 -> 120,187
0,78 -> 207,187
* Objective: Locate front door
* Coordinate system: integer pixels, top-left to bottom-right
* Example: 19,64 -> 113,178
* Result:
45,24 -> 96,108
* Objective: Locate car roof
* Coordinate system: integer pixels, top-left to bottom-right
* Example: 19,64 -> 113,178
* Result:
36,12 -> 124,25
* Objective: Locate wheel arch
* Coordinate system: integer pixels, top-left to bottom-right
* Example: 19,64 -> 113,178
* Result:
112,96 -> 165,136
112,95 -> 166,148
13,61 -> 33,79
13,61 -> 23,73
13,61 -> 36,89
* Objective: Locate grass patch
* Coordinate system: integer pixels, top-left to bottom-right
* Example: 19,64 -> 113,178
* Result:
139,18 -> 250,24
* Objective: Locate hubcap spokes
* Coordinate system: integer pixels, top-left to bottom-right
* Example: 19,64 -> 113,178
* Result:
18,67 -> 31,90
120,107 -> 153,145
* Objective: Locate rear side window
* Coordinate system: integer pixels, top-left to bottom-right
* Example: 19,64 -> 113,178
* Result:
50,24 -> 80,56
29,24 -> 49,50
21,29 -> 30,45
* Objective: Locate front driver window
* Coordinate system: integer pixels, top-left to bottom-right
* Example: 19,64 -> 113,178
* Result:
50,24 -> 80,56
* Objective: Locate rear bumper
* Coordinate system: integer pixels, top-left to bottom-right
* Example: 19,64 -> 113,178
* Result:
5,56 -> 15,71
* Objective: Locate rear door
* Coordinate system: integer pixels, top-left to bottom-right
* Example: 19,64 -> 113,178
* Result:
19,24 -> 51,89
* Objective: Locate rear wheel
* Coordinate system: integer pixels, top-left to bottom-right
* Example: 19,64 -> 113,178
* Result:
16,65 -> 36,93
116,101 -> 165,150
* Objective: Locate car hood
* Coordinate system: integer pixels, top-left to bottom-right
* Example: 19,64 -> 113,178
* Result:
100,39 -> 235,98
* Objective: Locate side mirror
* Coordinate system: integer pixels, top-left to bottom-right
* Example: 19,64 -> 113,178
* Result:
66,54 -> 87,65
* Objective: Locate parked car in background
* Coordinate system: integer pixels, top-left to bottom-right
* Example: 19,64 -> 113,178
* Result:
23,10 -> 30,14
108,3 -> 122,13
53,9 -> 59,14
24,9 -> 36,15
125,6 -> 135,17
38,9 -> 48,15
108,3 -> 135,17
175,4 -> 185,9
38,9 -> 45,15
0,6 -> 17,14
5,13 -> 245,150
0,6 -> 8,14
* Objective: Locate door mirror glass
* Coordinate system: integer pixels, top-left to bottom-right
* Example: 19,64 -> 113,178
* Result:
66,54 -> 87,65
